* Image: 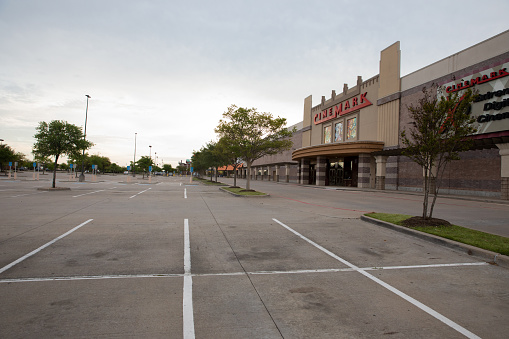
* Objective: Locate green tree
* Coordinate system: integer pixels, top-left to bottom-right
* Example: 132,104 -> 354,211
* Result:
107,163 -> 123,173
0,144 -> 17,172
192,141 -> 228,182
136,155 -> 153,178
33,120 -> 93,188
401,85 -> 477,220
216,137 -> 243,187
88,154 -> 111,173
162,164 -> 174,175
215,105 -> 294,190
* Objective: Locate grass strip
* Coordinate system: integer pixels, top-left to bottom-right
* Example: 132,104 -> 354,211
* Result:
193,177 -> 228,186
366,213 -> 509,256
221,187 -> 267,196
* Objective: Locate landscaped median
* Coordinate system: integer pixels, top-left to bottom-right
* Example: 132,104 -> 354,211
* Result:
193,177 -> 268,196
193,177 -> 228,186
361,213 -> 509,268
219,186 -> 269,197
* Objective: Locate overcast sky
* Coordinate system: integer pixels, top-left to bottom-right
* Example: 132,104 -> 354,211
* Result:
1,0 -> 508,167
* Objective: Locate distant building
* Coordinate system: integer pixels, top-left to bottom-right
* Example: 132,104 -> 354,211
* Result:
249,30 -> 509,200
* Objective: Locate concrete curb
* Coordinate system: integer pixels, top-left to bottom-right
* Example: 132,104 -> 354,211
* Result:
36,187 -> 71,191
360,215 -> 509,269
219,187 -> 270,198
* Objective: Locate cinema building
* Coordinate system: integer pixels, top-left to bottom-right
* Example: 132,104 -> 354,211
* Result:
251,30 -> 509,200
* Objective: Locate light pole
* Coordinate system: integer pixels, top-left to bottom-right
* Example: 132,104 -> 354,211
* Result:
149,145 -> 152,177
79,95 -> 91,182
133,132 -> 137,177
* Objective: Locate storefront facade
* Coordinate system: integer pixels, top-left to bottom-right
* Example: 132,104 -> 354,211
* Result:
254,30 -> 509,200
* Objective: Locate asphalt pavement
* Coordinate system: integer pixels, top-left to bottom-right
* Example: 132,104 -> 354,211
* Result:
0,172 -> 508,338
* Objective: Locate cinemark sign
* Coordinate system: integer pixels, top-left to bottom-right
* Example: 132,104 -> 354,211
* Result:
314,92 -> 372,125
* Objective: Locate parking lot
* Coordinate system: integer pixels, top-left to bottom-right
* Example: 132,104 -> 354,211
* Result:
1,173 -> 508,338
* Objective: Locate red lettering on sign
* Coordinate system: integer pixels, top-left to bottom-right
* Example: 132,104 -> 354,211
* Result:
334,103 -> 342,115
314,92 -> 373,125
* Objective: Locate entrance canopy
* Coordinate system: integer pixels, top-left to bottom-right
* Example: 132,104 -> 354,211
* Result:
292,141 -> 384,161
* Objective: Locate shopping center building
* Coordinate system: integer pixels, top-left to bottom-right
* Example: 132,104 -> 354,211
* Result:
248,30 -> 509,200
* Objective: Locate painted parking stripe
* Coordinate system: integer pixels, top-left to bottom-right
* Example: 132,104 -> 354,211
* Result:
129,187 -> 151,199
183,218 -> 195,339
0,262 -> 488,283
73,187 -> 117,198
10,191 -> 48,198
272,218 -> 481,339
0,219 -> 94,275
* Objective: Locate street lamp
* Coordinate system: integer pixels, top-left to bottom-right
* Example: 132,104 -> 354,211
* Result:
133,132 -> 137,177
79,95 -> 91,182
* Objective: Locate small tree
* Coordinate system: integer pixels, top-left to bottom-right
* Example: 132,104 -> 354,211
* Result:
215,105 -> 294,190
33,120 -> 92,188
401,86 -> 477,220
162,164 -> 174,175
136,156 -> 153,178
192,141 -> 227,182
216,137 -> 244,187
0,144 -> 17,172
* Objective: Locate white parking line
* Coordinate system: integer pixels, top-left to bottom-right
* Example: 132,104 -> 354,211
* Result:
72,187 -> 117,198
10,191 -> 48,198
183,218 -> 195,339
129,188 -> 151,199
73,189 -> 106,198
184,188 -> 187,199
272,218 -> 481,339
0,219 -> 94,274
0,262 -> 488,283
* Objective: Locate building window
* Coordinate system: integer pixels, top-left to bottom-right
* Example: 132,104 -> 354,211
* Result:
334,121 -> 343,142
347,117 -> 357,140
324,125 -> 332,143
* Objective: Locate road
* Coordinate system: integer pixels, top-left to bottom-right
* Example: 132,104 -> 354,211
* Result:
0,173 -> 508,338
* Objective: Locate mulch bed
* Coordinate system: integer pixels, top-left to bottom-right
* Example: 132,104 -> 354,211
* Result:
401,216 -> 451,227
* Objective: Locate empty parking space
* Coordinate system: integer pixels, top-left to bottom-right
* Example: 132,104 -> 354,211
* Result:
0,174 -> 508,338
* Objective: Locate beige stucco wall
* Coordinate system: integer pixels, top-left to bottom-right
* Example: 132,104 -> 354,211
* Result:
358,77 -> 379,141
302,95 -> 312,147
378,41 -> 401,98
401,30 -> 509,91
377,99 -> 400,147
307,76 -> 379,147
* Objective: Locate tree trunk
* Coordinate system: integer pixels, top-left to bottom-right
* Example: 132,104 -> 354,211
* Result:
52,155 -> 59,188
233,166 -> 238,187
422,166 -> 430,219
246,161 -> 252,190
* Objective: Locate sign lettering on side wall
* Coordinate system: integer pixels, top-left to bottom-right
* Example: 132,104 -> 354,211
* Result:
442,61 -> 509,135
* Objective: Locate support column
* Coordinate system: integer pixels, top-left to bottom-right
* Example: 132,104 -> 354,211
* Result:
255,167 -> 258,180
275,165 -> 280,182
267,166 -> 271,181
300,159 -> 309,184
316,156 -> 327,186
358,154 -> 372,188
285,164 -> 290,183
375,155 -> 388,190
497,143 -> 509,200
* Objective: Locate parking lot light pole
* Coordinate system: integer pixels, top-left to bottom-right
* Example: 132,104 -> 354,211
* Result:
133,132 -> 137,177
79,95 -> 91,182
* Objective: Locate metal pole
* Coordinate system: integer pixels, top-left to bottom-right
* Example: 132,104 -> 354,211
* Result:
133,132 -> 137,177
79,95 -> 90,182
